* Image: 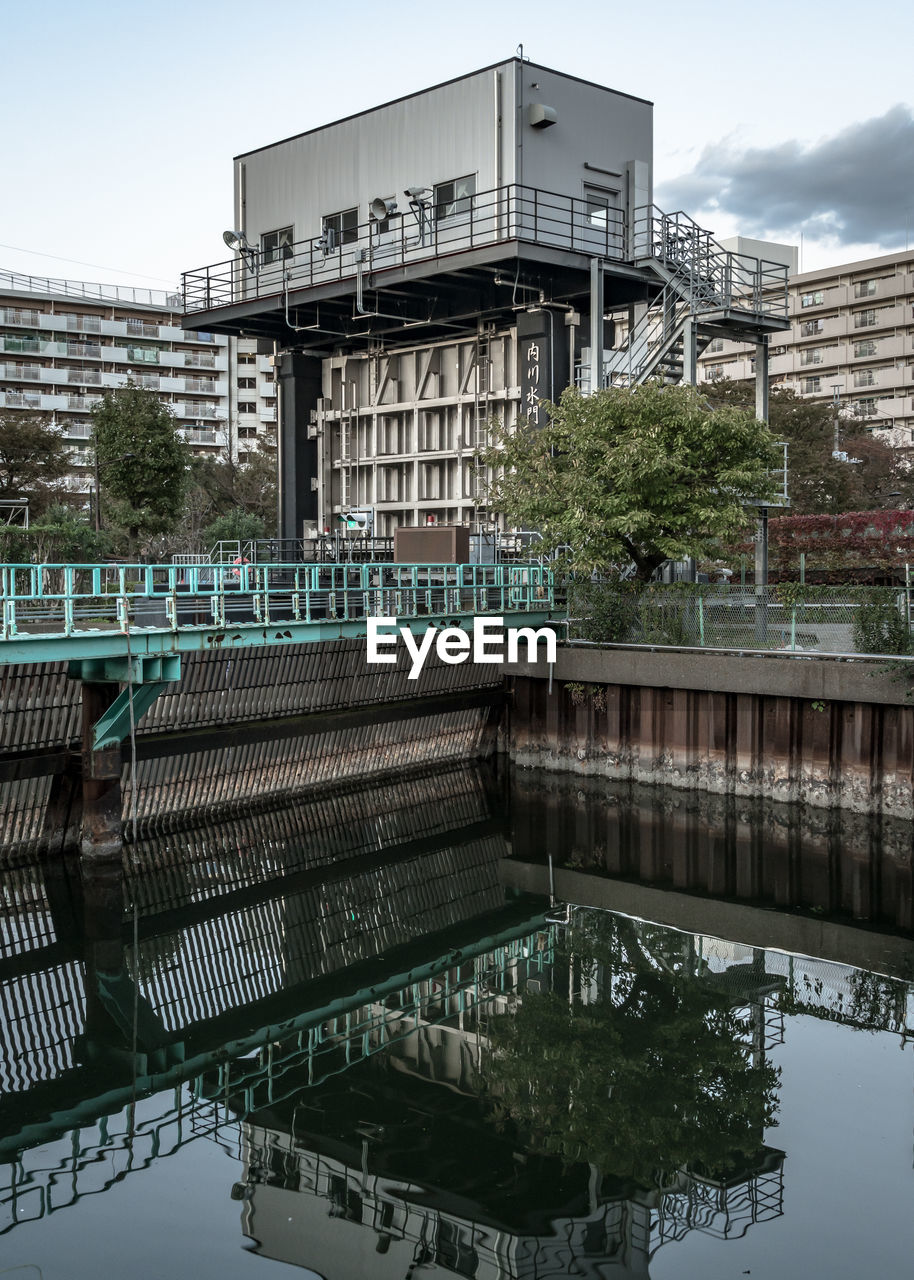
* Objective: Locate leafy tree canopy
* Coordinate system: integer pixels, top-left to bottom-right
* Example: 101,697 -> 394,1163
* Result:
0,410 -> 71,516
705,378 -> 914,514
91,383 -> 190,553
203,507 -> 266,548
484,384 -> 780,580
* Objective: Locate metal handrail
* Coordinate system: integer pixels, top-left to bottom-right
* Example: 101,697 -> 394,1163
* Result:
181,183 -> 628,314
0,561 -> 556,641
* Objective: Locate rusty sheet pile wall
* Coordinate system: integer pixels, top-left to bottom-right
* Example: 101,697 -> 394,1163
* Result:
507,650 -> 914,819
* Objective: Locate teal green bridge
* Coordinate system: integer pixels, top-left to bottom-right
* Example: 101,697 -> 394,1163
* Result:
1,560 -> 560,747
0,560 -> 561,860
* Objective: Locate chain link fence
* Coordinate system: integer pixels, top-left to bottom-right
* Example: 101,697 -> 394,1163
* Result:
567,581 -> 914,655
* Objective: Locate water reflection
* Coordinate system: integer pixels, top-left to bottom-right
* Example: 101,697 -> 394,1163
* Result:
1,761 -> 912,1278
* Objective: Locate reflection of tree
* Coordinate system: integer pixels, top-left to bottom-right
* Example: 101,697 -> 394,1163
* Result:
779,966 -> 910,1034
484,913 -> 780,1190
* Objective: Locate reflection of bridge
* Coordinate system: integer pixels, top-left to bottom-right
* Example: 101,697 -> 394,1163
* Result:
4,761 -> 914,1267
227,908 -> 788,1280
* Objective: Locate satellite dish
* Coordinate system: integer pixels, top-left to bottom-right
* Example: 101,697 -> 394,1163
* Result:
370,196 -> 397,220
223,229 -> 250,252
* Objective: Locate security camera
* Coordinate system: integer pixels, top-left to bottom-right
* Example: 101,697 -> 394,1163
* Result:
404,187 -> 431,199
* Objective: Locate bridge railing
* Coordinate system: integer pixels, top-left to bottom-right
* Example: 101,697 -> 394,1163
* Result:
0,561 -> 555,641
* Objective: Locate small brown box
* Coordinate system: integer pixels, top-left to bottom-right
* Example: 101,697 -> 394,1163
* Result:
394,525 -> 471,564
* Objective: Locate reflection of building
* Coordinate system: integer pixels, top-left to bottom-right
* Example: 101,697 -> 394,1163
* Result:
229,912 -> 786,1279
696,247 -> 914,444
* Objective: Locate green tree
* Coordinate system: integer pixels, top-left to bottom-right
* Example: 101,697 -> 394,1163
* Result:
0,410 -> 71,517
705,378 -> 914,514
91,383 -> 190,555
177,426 -> 277,552
483,384 -> 780,580
203,507 -> 266,548
27,504 -> 110,563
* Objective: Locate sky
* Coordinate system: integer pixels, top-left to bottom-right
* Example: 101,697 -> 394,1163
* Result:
2,0 -> 913,291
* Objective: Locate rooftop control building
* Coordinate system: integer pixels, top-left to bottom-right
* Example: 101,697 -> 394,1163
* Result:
182,58 -> 789,538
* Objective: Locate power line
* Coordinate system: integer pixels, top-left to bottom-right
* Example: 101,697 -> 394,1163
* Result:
0,242 -> 177,285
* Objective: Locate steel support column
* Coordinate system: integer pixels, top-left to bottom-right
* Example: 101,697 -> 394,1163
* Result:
754,507 -> 769,646
589,258 -> 604,394
755,336 -> 770,423
79,682 -> 123,867
681,317 -> 697,385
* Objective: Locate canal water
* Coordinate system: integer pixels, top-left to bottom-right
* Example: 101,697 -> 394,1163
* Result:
1,763 -> 912,1279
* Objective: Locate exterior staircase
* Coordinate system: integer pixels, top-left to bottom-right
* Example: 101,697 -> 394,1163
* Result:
594,206 -> 788,389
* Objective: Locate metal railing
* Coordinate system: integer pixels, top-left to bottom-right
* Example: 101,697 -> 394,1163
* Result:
568,582 -> 912,655
182,183 -> 628,314
181,188 -> 789,333
0,561 -> 555,641
631,207 -> 789,319
0,268 -> 183,309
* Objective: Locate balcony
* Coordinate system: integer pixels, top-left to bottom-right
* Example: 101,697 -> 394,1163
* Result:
66,341 -> 102,359
0,363 -> 40,380
180,426 -> 228,447
175,401 -> 219,419
66,397 -> 99,414
0,390 -> 42,409
67,368 -> 103,385
125,319 -> 162,339
2,336 -> 66,357
183,352 -> 217,369
0,307 -> 41,327
65,315 -> 102,333
182,184 -> 633,314
126,346 -> 160,364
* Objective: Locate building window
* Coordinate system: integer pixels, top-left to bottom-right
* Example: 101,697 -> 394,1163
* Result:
800,348 -> 823,366
707,338 -> 725,353
237,377 -> 256,390
434,175 -> 476,221
854,369 -> 877,388
804,376 -> 821,393
238,401 -> 257,414
799,319 -> 823,337
854,279 -> 878,298
238,426 -> 258,438
706,364 -> 725,379
854,309 -> 878,328
237,353 -> 256,365
321,209 -> 358,249
800,290 -> 824,308
855,397 -> 878,416
261,227 -> 294,263
854,340 -> 877,358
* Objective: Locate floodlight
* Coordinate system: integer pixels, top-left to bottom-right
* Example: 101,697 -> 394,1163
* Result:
370,196 -> 398,220
223,229 -> 252,252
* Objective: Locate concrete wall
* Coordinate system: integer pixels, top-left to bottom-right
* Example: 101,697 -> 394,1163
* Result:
504,647 -> 914,816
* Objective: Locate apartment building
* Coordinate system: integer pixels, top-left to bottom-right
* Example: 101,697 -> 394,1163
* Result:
181,57 -> 787,538
697,248 -> 914,443
0,270 -> 277,499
